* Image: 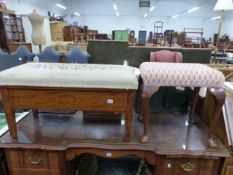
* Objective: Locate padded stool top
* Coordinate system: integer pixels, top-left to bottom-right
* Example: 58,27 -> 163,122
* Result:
140,62 -> 225,96
0,63 -> 138,90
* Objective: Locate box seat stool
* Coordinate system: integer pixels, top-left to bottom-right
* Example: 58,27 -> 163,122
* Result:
0,63 -> 138,142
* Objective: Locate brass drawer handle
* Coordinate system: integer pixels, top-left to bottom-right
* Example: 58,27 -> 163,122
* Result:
28,154 -> 42,165
180,162 -> 195,172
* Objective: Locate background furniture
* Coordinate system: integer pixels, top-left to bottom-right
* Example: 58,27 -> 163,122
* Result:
150,50 -> 183,63
0,48 -> 8,55
112,30 -> 128,41
0,9 -> 25,51
164,30 -> 174,47
153,21 -> 163,46
37,46 -> 60,62
184,28 -> 203,48
12,45 -> 35,61
0,54 -> 26,71
7,42 -> 32,52
138,31 -> 147,45
65,46 -> 89,63
87,40 -> 212,67
50,21 -> 67,41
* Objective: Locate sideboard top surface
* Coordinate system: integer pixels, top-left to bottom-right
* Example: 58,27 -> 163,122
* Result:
0,111 -> 229,158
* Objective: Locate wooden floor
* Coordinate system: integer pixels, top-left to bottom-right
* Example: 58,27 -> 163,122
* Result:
0,110 -> 229,158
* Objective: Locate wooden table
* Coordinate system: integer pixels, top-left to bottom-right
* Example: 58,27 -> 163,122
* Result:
0,63 -> 138,142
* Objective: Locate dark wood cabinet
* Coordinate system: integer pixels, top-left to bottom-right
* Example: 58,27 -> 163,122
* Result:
0,9 -> 25,51
63,26 -> 73,41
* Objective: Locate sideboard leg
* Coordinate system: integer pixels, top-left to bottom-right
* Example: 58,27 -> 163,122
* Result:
207,88 -> 225,147
32,109 -> 38,117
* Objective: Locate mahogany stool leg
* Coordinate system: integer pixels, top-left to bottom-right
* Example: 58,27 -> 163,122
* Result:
189,87 -> 200,124
140,93 -> 150,143
3,104 -> 17,138
1,89 -> 17,138
32,109 -> 38,117
207,88 -> 225,147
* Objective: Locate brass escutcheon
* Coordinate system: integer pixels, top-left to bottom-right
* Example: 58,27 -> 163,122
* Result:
180,162 -> 195,172
28,154 -> 42,165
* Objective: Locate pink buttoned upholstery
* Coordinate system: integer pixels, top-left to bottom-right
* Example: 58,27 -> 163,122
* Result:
140,62 -> 225,96
150,50 -> 183,63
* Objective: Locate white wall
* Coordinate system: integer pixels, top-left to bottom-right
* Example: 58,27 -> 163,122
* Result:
4,0 -> 233,42
63,0 -> 233,40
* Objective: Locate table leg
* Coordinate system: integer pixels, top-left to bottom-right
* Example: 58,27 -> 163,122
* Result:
3,103 -> 17,138
140,92 -> 150,143
189,87 -> 200,124
32,109 -> 38,117
207,88 -> 225,147
124,93 -> 133,142
1,89 -> 17,138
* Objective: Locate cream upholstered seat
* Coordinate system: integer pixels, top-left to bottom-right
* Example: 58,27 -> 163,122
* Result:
0,63 -> 138,90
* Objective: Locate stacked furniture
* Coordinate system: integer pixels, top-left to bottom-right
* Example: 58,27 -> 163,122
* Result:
112,30 -> 128,41
50,21 -> 67,41
0,8 -> 30,52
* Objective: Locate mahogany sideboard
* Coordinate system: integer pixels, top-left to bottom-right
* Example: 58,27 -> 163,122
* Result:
0,110 -> 229,175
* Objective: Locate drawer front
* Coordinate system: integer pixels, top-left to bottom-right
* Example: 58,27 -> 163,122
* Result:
161,157 -> 219,175
23,151 -> 48,169
174,159 -> 201,175
5,149 -> 63,175
10,89 -> 128,111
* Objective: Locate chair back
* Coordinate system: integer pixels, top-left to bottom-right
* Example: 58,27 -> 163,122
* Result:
150,50 -> 183,63
37,46 -> 60,63
12,45 -> 35,61
0,55 -> 26,71
0,48 -> 8,56
66,46 -> 88,63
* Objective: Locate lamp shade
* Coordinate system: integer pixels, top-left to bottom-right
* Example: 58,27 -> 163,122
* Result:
214,0 -> 233,11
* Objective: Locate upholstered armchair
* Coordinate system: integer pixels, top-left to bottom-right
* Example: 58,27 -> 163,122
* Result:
37,46 -> 60,63
65,47 -> 89,63
150,50 -> 183,63
12,46 -> 35,61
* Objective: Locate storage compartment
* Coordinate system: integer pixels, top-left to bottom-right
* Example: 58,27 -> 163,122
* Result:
71,154 -> 154,175
5,149 -> 64,175
158,157 -> 220,175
